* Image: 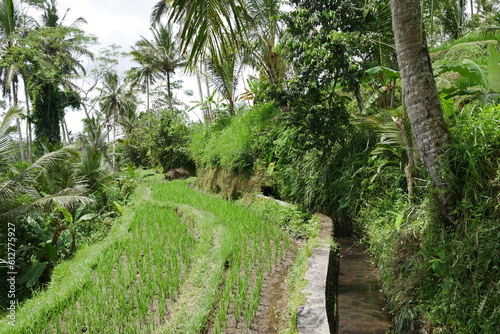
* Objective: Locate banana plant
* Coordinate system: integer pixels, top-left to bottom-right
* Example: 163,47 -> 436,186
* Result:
17,205 -> 96,288
433,43 -> 500,105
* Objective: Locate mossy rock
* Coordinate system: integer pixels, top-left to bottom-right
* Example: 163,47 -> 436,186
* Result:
196,166 -> 268,199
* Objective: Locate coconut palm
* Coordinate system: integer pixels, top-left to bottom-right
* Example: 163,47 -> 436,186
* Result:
151,0 -> 247,67
152,0 -> 287,115
205,41 -> 242,116
78,115 -> 114,169
390,0 -> 458,224
97,71 -> 135,168
25,0 -> 93,149
138,24 -> 185,109
0,105 -> 22,172
0,145 -> 94,222
0,0 -> 30,162
128,43 -> 159,127
243,0 -> 286,84
38,0 -> 86,29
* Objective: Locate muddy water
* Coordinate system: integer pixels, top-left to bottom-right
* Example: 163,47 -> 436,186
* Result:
337,236 -> 391,334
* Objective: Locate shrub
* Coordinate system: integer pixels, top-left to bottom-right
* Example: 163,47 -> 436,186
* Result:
189,103 -> 280,172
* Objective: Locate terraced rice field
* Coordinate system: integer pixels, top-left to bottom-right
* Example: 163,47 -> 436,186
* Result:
1,175 -> 295,333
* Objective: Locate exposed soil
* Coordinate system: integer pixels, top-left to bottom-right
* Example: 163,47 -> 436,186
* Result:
224,247 -> 297,334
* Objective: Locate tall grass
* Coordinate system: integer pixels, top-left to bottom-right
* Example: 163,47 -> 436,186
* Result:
189,103 -> 279,171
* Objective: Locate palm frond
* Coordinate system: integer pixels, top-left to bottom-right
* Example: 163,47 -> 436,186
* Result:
483,26 -> 500,40
0,188 -> 95,221
0,103 -> 23,135
0,145 -> 80,207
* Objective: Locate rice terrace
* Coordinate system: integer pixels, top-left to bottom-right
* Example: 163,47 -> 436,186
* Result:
1,174 -> 318,333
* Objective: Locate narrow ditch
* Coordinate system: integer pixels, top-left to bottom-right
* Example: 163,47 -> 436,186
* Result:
333,228 -> 392,334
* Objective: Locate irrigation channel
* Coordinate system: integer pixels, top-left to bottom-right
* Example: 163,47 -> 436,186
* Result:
334,229 -> 392,334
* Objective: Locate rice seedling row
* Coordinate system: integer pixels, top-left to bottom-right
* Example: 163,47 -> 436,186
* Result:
4,176 -> 295,333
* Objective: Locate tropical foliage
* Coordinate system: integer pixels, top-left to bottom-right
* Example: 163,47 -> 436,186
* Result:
0,0 -> 499,333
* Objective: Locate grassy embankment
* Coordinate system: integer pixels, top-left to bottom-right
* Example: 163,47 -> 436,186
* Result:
1,173 -> 319,333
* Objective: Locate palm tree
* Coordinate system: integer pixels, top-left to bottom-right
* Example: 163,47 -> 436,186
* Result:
25,0 -> 93,150
78,115 -> 114,169
0,105 -> 22,171
38,0 -> 87,29
0,0 -> 29,162
141,24 -> 185,109
152,0 -> 287,116
0,145 -> 94,222
244,0 -> 286,85
128,43 -> 159,127
97,71 -> 135,168
205,41 -> 242,116
390,0 -> 458,224
151,0 -> 247,67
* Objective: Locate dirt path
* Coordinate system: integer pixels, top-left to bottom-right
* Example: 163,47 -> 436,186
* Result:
223,247 -> 296,334
337,237 -> 391,334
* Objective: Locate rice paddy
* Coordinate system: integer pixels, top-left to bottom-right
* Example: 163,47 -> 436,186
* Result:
2,174 -> 295,333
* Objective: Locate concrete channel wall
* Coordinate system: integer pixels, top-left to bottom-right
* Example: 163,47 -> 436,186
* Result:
297,214 -> 336,334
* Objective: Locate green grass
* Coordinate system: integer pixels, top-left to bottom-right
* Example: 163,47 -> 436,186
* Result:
2,174 -> 298,333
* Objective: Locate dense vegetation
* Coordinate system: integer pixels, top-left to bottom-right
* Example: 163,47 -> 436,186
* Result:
1,0 -> 499,333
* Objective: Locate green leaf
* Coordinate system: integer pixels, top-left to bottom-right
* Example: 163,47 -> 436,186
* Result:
78,213 -> 96,221
436,248 -> 446,259
26,217 -> 49,242
431,260 -> 445,277
42,243 -> 57,262
365,66 -> 400,79
58,206 -> 73,224
267,163 -> 275,175
394,211 -> 405,231
113,201 -> 124,214
487,44 -> 500,93
18,262 -> 48,288
462,59 -> 488,87
433,63 -> 480,82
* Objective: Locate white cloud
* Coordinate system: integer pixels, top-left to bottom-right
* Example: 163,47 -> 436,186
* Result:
56,0 -> 158,51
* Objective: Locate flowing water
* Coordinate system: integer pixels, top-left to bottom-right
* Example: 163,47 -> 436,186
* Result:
336,236 -> 392,334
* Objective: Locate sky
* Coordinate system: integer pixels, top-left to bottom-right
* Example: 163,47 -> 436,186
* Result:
31,0 -> 203,132
56,0 -> 158,54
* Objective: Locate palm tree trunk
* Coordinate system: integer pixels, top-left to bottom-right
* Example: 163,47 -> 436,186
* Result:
393,114 -> 415,201
23,77 -> 33,162
12,82 -> 24,163
390,0 -> 458,224
196,63 -> 208,121
16,118 -> 25,163
204,63 -> 212,116
112,124 -> 116,169
61,118 -> 68,145
167,71 -> 173,110
146,77 -> 151,128
62,116 -> 71,144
